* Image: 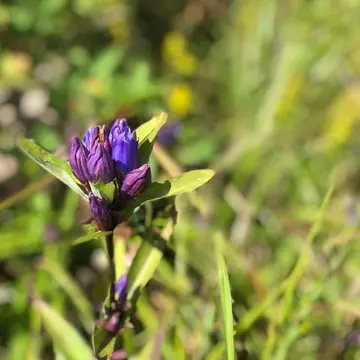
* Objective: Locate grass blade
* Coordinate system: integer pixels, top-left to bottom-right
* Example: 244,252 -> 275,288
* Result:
33,299 -> 93,360
217,249 -> 235,360
40,258 -> 94,333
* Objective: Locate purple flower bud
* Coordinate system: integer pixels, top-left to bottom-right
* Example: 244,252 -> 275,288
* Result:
43,224 -> 60,243
157,122 -> 182,145
111,350 -> 128,360
83,126 -> 96,150
114,274 -> 128,308
110,119 -> 138,175
89,193 -> 108,221
121,164 -> 151,197
69,137 -> 90,183
87,125 -> 115,183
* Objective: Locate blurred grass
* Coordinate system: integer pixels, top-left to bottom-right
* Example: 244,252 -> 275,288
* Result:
2,0 -> 360,359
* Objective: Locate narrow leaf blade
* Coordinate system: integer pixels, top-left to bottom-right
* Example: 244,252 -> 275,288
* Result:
133,169 -> 214,207
136,112 -> 167,162
217,255 -> 235,360
92,327 -> 116,359
72,231 -> 112,246
127,218 -> 175,299
41,258 -> 94,333
17,138 -> 86,199
34,299 -> 93,360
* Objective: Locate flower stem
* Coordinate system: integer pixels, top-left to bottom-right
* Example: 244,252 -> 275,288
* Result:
105,232 -> 116,303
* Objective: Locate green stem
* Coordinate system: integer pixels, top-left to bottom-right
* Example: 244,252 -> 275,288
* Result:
105,233 -> 116,303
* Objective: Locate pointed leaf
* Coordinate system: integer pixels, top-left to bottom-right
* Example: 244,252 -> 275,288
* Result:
94,181 -> 116,203
17,138 -> 86,199
127,218 -> 175,299
72,231 -> 112,246
41,258 -> 94,333
33,299 -> 93,360
132,169 -> 214,207
217,252 -> 235,360
136,112 -> 167,162
92,327 -> 116,359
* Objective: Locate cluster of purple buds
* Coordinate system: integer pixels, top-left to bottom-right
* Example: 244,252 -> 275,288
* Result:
69,119 -> 151,230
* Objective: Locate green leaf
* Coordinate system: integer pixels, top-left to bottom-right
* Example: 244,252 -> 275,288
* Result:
206,344 -> 225,360
127,218 -> 175,299
94,181 -> 116,203
17,138 -> 86,199
217,251 -> 235,360
0,231 -> 43,260
136,112 -> 167,162
92,327 -> 116,359
132,169 -> 215,208
89,46 -> 124,78
33,299 -> 93,360
72,231 -> 112,246
114,232 -> 127,280
41,258 -> 94,333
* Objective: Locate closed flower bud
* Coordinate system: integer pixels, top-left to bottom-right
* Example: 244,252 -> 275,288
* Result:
114,274 -> 128,309
157,121 -> 182,145
83,126 -> 96,150
89,193 -> 108,221
69,137 -> 90,183
87,125 -> 115,183
110,119 -> 138,175
121,164 -> 151,197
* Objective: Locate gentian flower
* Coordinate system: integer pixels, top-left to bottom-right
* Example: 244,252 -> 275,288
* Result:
89,193 -> 108,221
121,164 -> 151,197
83,126 -> 96,150
157,121 -> 182,145
114,274 -> 128,310
69,120 -> 151,232
87,125 -> 115,183
110,119 -> 138,174
69,137 -> 90,184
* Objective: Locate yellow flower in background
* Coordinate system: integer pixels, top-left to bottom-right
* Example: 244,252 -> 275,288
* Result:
163,31 -> 198,76
1,52 -> 32,84
276,73 -> 304,118
0,6 -> 10,27
172,52 -> 198,76
324,84 -> 360,147
167,83 -> 193,116
300,321 -> 312,335
109,20 -> 129,42
83,77 -> 106,97
163,31 -> 186,60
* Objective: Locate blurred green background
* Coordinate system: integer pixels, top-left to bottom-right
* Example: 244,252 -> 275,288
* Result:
2,0 -> 360,359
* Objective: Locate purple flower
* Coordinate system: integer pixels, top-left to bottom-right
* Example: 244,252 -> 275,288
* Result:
111,350 -> 128,360
83,126 -> 96,150
43,224 -> 60,243
110,119 -> 138,175
87,125 -> 115,183
114,274 -> 128,309
157,122 -> 182,145
69,137 -> 90,183
121,164 -> 151,197
89,193 -> 108,221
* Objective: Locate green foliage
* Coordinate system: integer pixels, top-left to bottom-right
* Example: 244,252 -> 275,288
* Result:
3,0 -> 360,359
40,257 -> 94,333
132,169 -> 215,208
217,247 -> 235,360
17,139 -> 86,199
34,299 -> 93,360
127,215 -> 175,299
136,112 -> 168,163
